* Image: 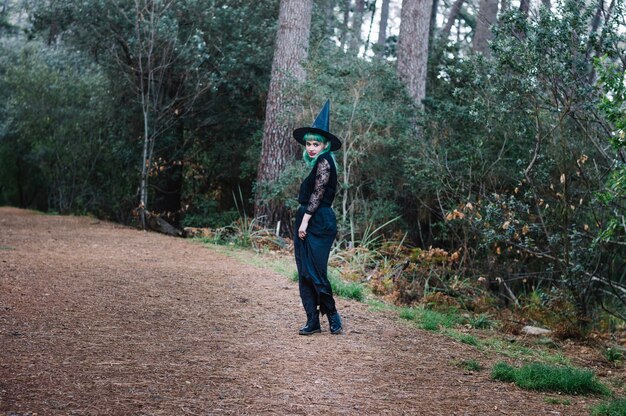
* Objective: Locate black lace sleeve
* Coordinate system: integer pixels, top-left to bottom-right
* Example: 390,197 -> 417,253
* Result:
306,158 -> 331,214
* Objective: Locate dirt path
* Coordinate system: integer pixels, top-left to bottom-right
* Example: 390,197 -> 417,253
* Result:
0,207 -> 601,415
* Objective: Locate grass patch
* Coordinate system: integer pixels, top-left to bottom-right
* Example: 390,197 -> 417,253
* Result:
444,329 -> 481,346
458,334 -> 480,346
491,362 -> 610,395
543,397 -> 571,405
481,337 -> 570,366
203,241 -> 365,302
590,398 -> 626,416
328,271 -> 365,302
366,299 -> 395,313
460,359 -> 482,372
394,306 -> 462,331
419,308 -> 462,331
399,307 -> 418,321
199,242 -> 296,280
468,313 -> 495,329
604,347 -> 623,365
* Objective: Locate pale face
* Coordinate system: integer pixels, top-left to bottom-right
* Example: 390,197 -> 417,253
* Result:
305,139 -> 327,158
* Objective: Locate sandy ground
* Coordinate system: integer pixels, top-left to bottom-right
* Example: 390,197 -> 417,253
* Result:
0,207 -> 607,415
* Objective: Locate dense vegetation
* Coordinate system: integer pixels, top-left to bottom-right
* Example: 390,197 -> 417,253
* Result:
0,0 -> 624,336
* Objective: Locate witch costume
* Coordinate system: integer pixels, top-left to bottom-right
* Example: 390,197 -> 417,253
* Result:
293,99 -> 343,335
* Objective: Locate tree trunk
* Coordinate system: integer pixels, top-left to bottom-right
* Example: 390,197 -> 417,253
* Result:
324,0 -> 335,44
349,0 -> 365,53
339,0 -> 351,49
429,0 -> 439,46
375,0 -> 390,57
397,0 -> 433,109
499,0 -> 510,16
440,0 -> 465,43
363,0 -> 377,56
519,0 -> 530,17
255,0 -> 313,232
472,0 -> 498,57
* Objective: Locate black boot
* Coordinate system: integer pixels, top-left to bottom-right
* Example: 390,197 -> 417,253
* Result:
328,311 -> 342,334
299,310 -> 321,335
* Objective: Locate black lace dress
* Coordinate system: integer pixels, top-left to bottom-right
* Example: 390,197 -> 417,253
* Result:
294,152 -> 338,316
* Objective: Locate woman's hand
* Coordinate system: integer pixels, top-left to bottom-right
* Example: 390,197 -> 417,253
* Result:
298,213 -> 312,240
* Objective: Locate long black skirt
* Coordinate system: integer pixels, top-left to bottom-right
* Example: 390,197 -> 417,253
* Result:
294,206 -> 337,316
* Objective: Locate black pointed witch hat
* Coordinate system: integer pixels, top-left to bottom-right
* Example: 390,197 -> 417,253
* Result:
293,99 -> 342,151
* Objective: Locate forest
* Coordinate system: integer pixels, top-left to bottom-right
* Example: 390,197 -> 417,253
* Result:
0,0 -> 624,338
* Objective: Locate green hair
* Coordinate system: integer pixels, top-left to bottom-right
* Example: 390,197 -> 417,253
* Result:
302,133 -> 336,168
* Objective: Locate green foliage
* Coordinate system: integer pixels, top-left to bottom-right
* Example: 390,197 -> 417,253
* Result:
25,0 -> 280,223
491,362 -> 610,395
0,40 -> 135,217
590,398 -> 626,416
415,0 -> 626,331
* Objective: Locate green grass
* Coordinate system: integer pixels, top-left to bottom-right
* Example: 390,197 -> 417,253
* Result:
419,308 -> 462,331
604,347 -> 623,364
395,306 -> 462,331
543,397 -> 571,405
366,299 -> 395,313
328,271 -> 365,301
458,334 -> 480,346
399,307 -> 418,320
468,313 -> 495,329
590,398 -> 626,416
460,359 -> 482,372
491,362 -> 611,395
481,337 -> 570,366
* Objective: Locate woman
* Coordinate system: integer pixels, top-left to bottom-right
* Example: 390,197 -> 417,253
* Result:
292,99 -> 342,335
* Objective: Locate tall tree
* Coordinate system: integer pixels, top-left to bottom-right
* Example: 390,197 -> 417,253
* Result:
255,0 -> 313,232
472,0 -> 499,56
349,0 -> 366,53
440,0 -> 465,43
111,0 -> 208,229
339,0 -> 351,49
397,0 -> 433,109
375,0 -> 391,57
